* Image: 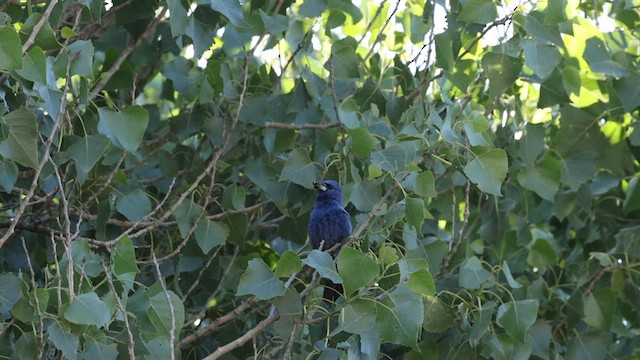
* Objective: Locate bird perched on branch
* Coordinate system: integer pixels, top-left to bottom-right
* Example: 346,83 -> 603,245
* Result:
308,180 -> 352,301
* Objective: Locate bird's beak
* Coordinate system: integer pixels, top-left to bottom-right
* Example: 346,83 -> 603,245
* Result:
313,181 -> 327,191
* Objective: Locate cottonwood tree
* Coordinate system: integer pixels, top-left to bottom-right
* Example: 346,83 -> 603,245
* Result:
0,0 -> 639,359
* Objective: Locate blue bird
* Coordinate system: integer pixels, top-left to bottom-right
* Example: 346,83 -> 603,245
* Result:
308,180 -> 352,300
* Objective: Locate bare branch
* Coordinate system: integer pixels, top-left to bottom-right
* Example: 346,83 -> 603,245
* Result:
20,0 -> 58,52
264,122 -> 341,130
203,313 -> 280,360
151,252 -> 176,360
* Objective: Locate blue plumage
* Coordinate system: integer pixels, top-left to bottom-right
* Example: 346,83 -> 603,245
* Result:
308,180 -> 352,301
308,180 -> 352,251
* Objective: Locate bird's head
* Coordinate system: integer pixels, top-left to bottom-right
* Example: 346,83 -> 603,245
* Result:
313,180 -> 343,202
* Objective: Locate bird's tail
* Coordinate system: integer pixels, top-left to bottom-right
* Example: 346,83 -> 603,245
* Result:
321,278 -> 343,302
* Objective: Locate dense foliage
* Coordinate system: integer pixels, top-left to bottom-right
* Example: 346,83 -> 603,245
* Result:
0,0 -> 639,358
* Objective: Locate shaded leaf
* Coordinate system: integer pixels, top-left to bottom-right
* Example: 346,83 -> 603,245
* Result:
407,268 -> 435,296
211,0 -> 245,27
0,27 -> 22,70
459,256 -> 494,289
340,299 -> 377,334
64,292 -> 111,328
274,250 -> 303,278
98,106 -> 149,153
458,0 -> 497,24
337,247 -> 379,296
0,160 -> 18,193
147,289 -> 185,338
481,52 -> 523,100
237,258 -> 286,299
517,152 -> 561,201
0,107 -> 38,169
116,190 -> 151,222
112,236 -> 140,275
464,148 -> 508,196
302,250 -> 343,284
65,134 -> 110,174
496,299 -> 539,342
195,219 -> 229,254
279,149 -> 319,188
48,322 -> 79,360
376,284 -> 423,350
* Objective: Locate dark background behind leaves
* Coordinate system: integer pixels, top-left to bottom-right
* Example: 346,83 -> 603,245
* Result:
0,0 -> 639,359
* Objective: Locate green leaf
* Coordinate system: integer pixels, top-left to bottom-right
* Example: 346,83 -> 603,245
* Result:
517,152 -> 561,202
459,256 -> 494,289
211,0 -> 245,27
527,238 -> 559,270
567,333 -> 606,360
464,148 -> 508,196
407,268 -> 435,297
274,250 -> 303,278
259,9 -> 288,35
195,218 -> 229,254
16,46 -> 47,83
302,250 -> 343,284
337,247 -> 379,296
81,342 -> 119,360
147,289 -> 185,338
614,74 -> 640,112
65,134 -> 110,174
273,289 -> 303,338
583,288 -> 616,330
64,292 -> 111,328
563,65 -> 581,96
66,40 -> 94,77
502,261 -> 522,289
116,189 -> 151,222
237,258 -> 286,300
0,273 -> 22,318
405,196 -> 425,231
423,298 -> 455,332
470,301 -> 496,344
560,152 -> 596,192
20,13 -> 60,50
349,128 -> 378,158
48,322 -> 79,360
167,0 -> 189,36
112,236 -> 140,275
481,52 -> 523,100
458,0 -> 497,24
174,198 -> 202,237
526,320 -> 552,360
98,106 -> 149,153
0,159 -> 18,193
583,37 -> 628,77
496,299 -> 539,342
0,107 -> 39,168
414,170 -> 436,198
0,27 -> 22,70
623,177 -> 640,214
330,42 -> 360,79
340,299 -> 377,334
376,284 -> 423,350
522,40 -> 561,79
279,149 -> 319,188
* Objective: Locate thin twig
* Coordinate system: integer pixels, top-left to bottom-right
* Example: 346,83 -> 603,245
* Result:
0,45 -> 73,249
203,314 -> 280,360
151,252 -> 176,360
264,122 -> 341,130
21,236 -> 45,359
101,261 -> 136,360
88,7 -> 167,101
21,0 -> 58,51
